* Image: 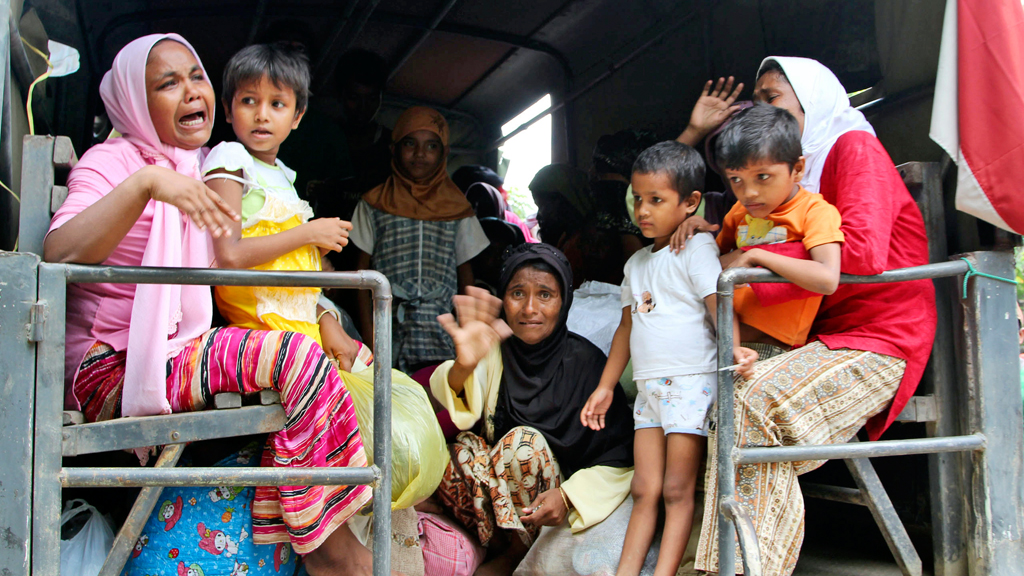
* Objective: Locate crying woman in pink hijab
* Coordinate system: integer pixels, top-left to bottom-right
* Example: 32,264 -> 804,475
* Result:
43,35 -> 382,575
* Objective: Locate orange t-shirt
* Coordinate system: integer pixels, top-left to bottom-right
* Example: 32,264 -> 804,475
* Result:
717,187 -> 844,346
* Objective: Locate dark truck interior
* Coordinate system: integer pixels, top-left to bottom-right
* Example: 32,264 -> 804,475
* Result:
3,1 -> 1006,575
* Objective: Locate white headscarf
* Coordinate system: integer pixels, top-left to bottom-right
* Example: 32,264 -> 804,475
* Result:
758,56 -> 875,194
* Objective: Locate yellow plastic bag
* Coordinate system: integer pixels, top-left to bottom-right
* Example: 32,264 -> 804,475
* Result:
341,365 -> 450,510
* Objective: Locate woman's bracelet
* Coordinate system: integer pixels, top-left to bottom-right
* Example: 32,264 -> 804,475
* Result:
317,308 -> 339,324
558,486 -> 572,511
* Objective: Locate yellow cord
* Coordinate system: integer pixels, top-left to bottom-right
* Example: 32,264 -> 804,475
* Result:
21,38 -> 52,136
0,178 -> 18,203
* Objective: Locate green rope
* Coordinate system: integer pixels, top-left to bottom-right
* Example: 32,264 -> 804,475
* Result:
960,257 -> 1017,299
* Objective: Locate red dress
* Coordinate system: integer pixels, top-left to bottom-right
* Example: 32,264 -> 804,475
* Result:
812,130 -> 937,439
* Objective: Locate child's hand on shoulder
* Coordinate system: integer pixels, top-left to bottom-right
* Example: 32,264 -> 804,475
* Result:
670,215 -> 719,253
732,346 -> 759,379
581,387 -> 614,431
305,218 -> 353,254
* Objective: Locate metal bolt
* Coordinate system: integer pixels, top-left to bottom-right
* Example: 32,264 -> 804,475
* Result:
171,431 -> 180,441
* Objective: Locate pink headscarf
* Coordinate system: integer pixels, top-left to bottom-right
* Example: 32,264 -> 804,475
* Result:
95,34 -> 214,417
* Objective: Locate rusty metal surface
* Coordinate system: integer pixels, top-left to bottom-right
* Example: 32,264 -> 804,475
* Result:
0,254 -> 40,576
31,262 -> 67,576
61,404 -> 287,456
97,443 -> 183,576
60,465 -> 378,488
956,251 -> 1024,575
17,136 -> 54,257
721,499 -> 763,576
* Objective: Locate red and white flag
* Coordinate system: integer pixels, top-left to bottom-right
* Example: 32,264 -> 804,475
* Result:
929,0 -> 1024,234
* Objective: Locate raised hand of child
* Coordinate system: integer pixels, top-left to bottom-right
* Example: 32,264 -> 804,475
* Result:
304,217 -> 353,255
670,215 -> 718,253
733,346 -> 758,379
581,387 -> 614,431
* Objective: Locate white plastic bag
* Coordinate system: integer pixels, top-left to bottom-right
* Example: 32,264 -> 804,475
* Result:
60,499 -> 114,576
567,281 -> 623,355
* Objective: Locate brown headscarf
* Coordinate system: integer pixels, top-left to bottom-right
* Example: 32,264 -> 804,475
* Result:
361,106 -> 474,221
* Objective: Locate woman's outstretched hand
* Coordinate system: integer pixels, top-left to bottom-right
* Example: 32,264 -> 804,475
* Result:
521,487 -> 569,527
142,165 -> 239,237
678,77 -> 745,145
669,215 -> 718,253
437,286 -> 513,373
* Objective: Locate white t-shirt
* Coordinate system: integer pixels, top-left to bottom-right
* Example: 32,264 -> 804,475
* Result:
621,233 -> 721,380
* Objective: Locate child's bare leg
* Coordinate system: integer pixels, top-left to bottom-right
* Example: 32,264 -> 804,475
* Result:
616,428 -> 666,576
652,433 -> 704,576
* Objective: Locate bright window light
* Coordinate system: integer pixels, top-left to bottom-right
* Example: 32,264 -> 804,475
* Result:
499,94 -> 551,218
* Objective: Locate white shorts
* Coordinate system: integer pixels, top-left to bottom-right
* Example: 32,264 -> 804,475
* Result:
633,373 -> 717,436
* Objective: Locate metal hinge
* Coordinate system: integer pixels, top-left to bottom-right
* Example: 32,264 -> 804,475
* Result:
27,301 -> 47,342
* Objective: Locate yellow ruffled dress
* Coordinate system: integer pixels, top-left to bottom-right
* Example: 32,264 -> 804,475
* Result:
202,142 -> 323,344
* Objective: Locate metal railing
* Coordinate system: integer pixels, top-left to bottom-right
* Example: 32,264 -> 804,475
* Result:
35,264 -> 394,576
713,259 -> 987,576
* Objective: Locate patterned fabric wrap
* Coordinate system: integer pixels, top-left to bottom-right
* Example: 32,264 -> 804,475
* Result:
365,207 -> 460,371
121,445 -> 298,576
73,327 -> 371,555
694,342 -> 905,576
436,427 -> 560,548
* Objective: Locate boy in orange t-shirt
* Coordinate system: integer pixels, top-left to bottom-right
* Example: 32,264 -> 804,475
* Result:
715,104 -> 844,348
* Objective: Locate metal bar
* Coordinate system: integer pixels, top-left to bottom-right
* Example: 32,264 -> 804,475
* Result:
716,262 -> 738,576
371,274 -> 393,576
31,260 -> 67,576
97,443 -> 184,576
61,403 -> 287,456
388,0 -> 460,81
60,466 -> 377,488
845,453 -> 923,576
719,259 -> 970,287
957,251 -> 1024,574
720,500 -> 762,576
800,483 -> 866,506
62,264 -> 390,290
489,5 -> 708,151
735,434 -> 986,465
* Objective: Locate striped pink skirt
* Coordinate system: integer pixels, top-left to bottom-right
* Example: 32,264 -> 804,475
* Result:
72,326 -> 371,554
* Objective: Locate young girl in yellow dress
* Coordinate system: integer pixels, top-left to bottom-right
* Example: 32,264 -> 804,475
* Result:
203,43 -> 447,512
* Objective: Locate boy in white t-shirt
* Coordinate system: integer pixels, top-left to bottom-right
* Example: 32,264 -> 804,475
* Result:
581,141 -> 757,576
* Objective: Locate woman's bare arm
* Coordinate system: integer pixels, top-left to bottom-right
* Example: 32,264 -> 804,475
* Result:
44,165 -> 238,264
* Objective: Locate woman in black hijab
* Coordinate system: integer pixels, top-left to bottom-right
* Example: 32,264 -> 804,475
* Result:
429,243 -> 635,573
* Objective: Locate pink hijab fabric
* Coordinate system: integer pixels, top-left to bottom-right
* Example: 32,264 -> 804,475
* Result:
50,33 -> 214,417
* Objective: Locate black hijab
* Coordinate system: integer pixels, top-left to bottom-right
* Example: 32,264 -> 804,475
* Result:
493,243 -> 634,477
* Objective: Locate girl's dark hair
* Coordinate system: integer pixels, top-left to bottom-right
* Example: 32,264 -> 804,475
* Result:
631,140 -> 705,201
714,103 -> 802,171
222,43 -> 311,113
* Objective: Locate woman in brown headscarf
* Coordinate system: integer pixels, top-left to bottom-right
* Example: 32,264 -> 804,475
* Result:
349,106 -> 490,372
